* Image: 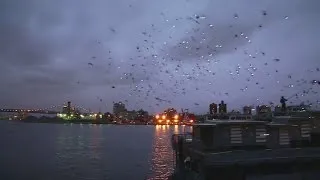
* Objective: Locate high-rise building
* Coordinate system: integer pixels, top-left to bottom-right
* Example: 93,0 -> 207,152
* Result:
113,102 -> 127,116
67,101 -> 71,116
62,106 -> 68,114
218,101 -> 227,113
62,101 -> 72,115
209,103 -> 218,114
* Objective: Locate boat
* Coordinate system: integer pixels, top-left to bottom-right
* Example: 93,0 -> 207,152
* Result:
170,117 -> 320,180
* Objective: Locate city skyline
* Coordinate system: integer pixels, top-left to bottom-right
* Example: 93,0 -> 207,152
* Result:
0,99 -> 315,116
1,0 -> 320,113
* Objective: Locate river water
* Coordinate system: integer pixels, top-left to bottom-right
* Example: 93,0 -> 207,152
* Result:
2,121 -> 320,180
0,121 -> 191,180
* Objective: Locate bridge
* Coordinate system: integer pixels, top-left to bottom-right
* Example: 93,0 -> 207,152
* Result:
0,102 -> 91,115
0,109 -> 59,114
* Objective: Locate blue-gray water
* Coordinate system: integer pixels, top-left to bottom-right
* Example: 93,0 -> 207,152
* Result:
0,121 -> 190,180
2,121 -> 320,180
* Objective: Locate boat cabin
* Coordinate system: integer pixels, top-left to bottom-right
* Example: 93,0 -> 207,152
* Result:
273,116 -> 313,141
171,117 -> 320,179
191,120 -> 301,152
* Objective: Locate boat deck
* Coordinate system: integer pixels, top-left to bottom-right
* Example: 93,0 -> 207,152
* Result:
173,146 -> 320,179
191,147 -> 320,166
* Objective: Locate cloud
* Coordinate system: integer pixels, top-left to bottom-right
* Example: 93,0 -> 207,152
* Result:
0,0 -> 319,113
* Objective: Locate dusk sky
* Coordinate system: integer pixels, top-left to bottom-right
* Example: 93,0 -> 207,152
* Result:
0,0 -> 319,113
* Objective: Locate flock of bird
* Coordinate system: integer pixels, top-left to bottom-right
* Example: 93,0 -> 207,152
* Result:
84,10 -> 319,112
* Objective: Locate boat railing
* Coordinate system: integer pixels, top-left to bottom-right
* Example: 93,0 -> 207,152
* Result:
199,147 -> 320,166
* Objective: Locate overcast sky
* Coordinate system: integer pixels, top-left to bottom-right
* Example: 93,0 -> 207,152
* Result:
0,0 -> 319,113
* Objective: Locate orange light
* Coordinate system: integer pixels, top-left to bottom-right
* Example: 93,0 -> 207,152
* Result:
158,120 -> 162,123
190,120 -> 194,123
174,114 -> 179,119
166,120 -> 170,123
162,115 -> 166,119
155,115 -> 159,119
174,119 -> 179,123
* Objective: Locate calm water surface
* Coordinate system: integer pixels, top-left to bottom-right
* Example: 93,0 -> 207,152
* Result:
0,121 -> 191,180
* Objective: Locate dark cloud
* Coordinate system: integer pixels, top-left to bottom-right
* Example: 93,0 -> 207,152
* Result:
0,0 -> 320,113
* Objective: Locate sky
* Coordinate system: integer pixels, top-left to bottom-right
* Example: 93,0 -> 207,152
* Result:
0,0 -> 320,114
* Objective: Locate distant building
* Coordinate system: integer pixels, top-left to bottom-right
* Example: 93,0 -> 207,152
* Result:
62,106 -> 68,114
243,106 -> 252,115
137,109 -> 148,117
229,110 -> 241,115
67,101 -> 71,115
126,110 -> 138,120
256,105 -> 272,115
256,105 -> 272,121
104,112 -> 113,122
95,112 -> 103,120
113,102 -> 127,116
218,101 -> 227,114
209,103 -> 218,115
136,109 -> 149,122
61,101 -> 75,116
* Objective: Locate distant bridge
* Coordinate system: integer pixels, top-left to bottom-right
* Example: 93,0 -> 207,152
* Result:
0,102 -> 91,115
0,109 -> 58,114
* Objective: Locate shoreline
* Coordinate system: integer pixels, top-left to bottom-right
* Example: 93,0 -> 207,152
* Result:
1,119 -> 192,126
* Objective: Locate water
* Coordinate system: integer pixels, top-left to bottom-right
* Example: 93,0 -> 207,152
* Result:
0,121 -> 191,180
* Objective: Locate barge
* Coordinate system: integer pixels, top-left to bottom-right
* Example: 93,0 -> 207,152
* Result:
170,118 -> 320,180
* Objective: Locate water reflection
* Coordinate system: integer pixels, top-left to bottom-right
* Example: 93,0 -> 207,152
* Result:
1,122 -> 196,180
54,124 -> 105,179
174,125 -> 179,134
148,125 -> 192,180
88,124 -> 103,160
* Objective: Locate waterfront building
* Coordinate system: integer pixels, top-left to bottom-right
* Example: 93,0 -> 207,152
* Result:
209,103 -> 217,115
243,106 -> 252,115
113,102 -> 127,116
218,100 -> 227,113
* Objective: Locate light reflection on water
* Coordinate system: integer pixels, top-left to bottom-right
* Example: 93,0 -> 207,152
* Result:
0,121 -> 193,180
54,124 -> 192,180
5,122 -> 319,180
148,125 -> 192,180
